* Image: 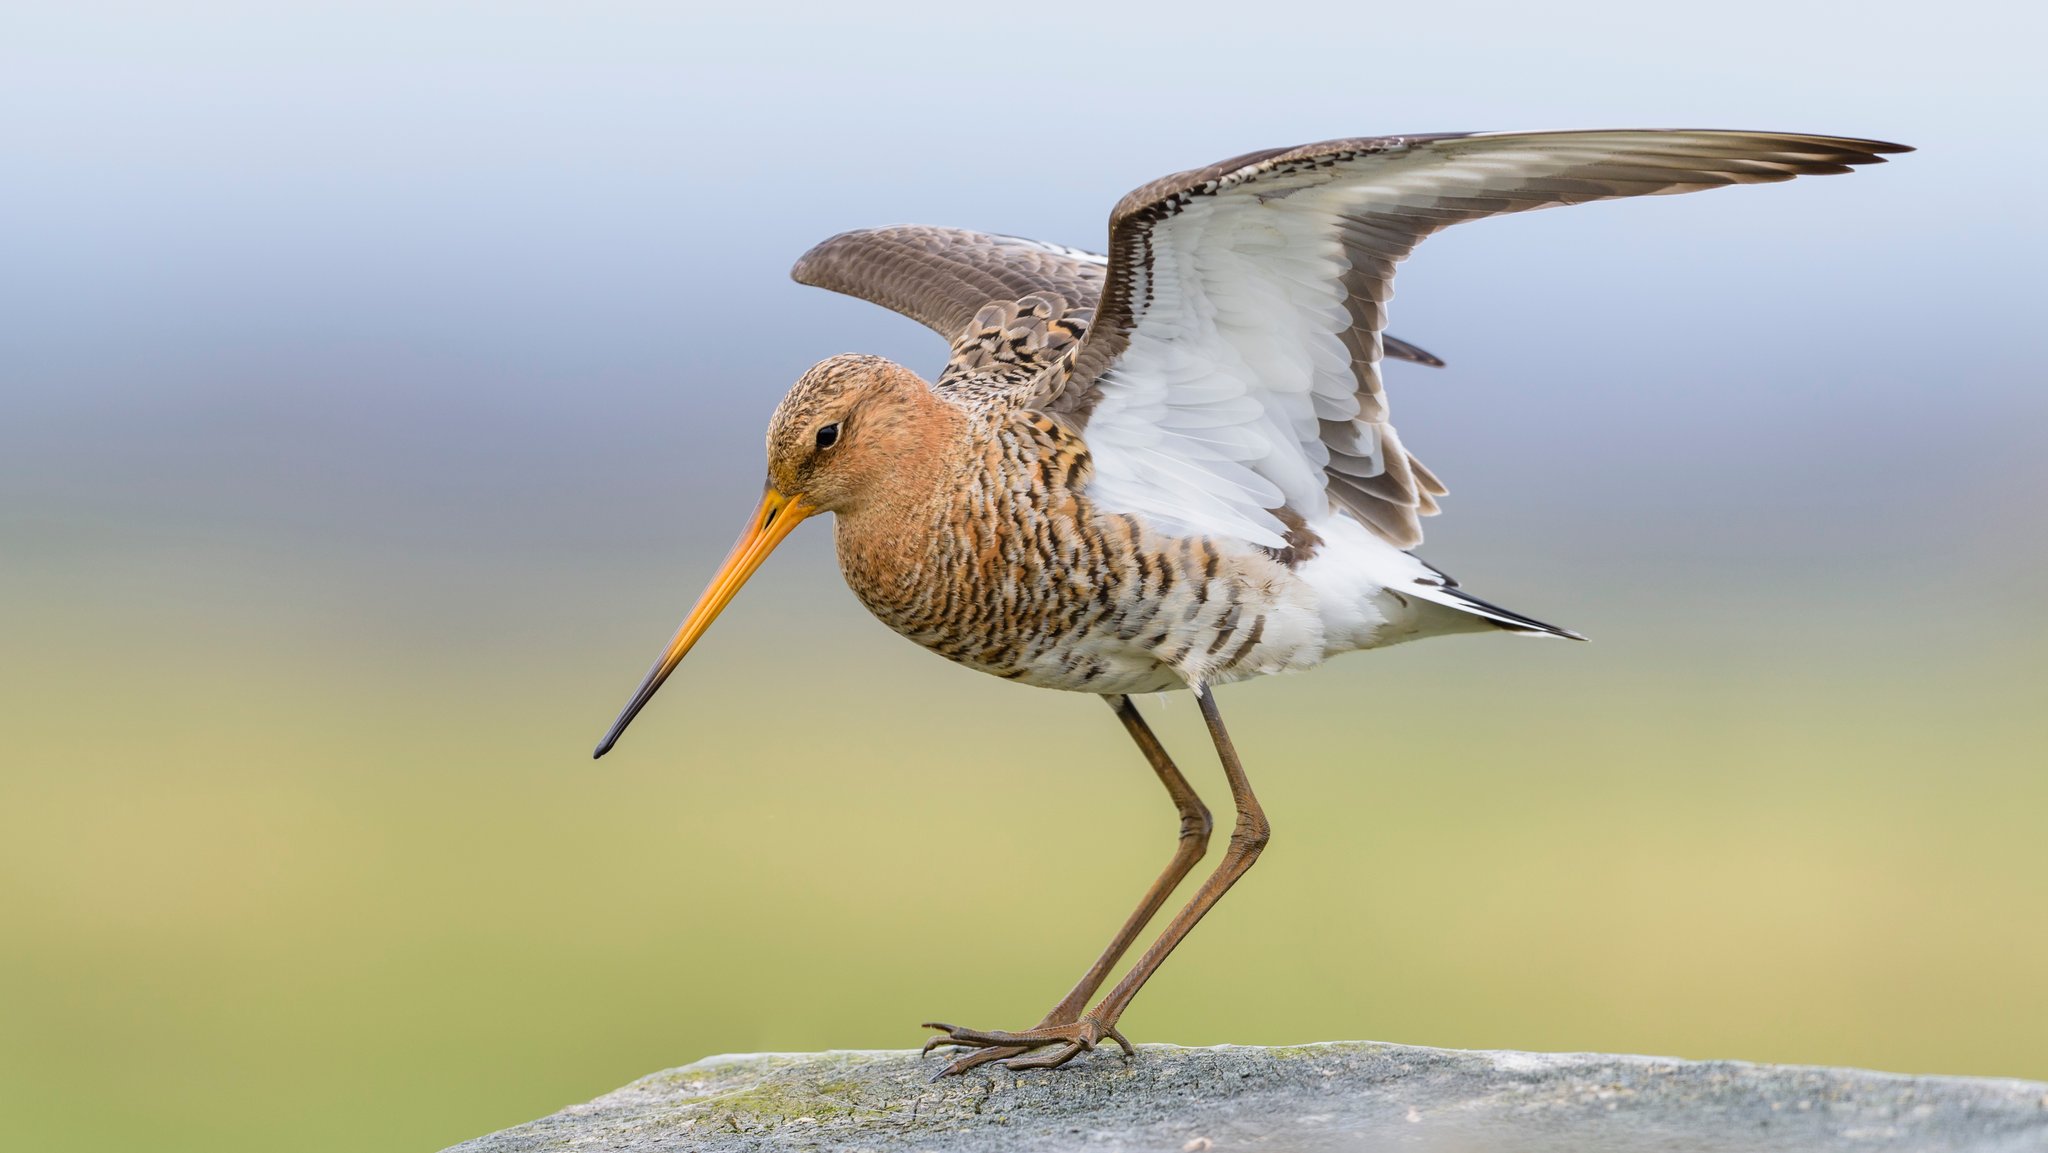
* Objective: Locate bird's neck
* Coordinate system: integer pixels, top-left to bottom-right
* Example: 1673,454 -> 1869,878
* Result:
833,388 -> 970,574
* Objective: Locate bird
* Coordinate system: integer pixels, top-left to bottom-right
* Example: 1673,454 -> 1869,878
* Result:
593,130 -> 1908,1076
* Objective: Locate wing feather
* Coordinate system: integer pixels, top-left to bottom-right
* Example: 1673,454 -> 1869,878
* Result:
790,226 -> 1107,342
1045,129 -> 1908,549
789,225 -> 1450,378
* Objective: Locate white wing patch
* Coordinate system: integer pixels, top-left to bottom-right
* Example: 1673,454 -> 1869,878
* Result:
1082,191 -> 1387,549
1067,130 -> 1904,553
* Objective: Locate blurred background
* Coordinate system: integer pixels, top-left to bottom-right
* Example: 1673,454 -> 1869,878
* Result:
4,2 -> 2044,1150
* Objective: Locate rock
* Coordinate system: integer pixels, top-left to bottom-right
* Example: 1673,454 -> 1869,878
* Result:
444,1042 -> 2048,1152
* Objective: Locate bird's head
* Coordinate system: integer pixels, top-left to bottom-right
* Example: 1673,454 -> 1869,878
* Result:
762,353 -> 932,516
593,353 -> 933,758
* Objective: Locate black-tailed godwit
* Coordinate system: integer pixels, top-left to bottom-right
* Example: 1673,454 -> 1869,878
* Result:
595,130 -> 1907,1075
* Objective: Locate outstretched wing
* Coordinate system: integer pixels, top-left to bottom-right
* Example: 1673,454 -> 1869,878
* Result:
792,226 -> 1108,342
1043,130 -> 1909,549
790,225 -> 1447,380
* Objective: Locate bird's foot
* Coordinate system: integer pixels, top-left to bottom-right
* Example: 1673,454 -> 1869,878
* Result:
919,1017 -> 1133,1078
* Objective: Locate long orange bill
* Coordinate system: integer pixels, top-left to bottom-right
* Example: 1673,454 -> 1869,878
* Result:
593,487 -> 815,758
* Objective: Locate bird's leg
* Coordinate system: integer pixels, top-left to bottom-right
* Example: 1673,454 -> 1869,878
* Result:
1044,694 -> 1216,1023
924,694 -> 1212,1074
925,685 -> 1267,1075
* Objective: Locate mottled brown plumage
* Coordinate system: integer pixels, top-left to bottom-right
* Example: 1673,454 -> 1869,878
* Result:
596,129 -> 1907,1076
770,354 -> 1314,696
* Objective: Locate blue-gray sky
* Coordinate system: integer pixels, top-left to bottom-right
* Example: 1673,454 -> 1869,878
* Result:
4,0 -> 2043,641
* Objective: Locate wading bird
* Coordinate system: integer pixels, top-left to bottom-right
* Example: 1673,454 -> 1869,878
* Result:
594,130 -> 1906,1075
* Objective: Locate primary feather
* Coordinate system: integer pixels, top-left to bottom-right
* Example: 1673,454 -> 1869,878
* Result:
1047,130 -> 1905,550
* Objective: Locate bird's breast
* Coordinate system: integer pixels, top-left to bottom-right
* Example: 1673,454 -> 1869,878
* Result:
832,417 -> 1324,694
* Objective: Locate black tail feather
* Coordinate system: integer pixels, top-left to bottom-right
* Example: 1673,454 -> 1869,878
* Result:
1440,587 -> 1586,641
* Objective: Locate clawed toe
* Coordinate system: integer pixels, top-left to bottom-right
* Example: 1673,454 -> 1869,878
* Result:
919,1025 -> 957,1057
936,1045 -> 1026,1078
920,1017 -> 1132,1078
921,1021 -> 1021,1048
993,1041 -> 1087,1071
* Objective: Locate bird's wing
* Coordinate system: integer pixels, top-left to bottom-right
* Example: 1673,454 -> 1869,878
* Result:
792,226 -> 1108,341
1041,130 -> 1907,550
790,225 -> 1448,381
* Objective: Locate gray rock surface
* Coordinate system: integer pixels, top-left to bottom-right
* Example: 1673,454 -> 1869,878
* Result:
445,1042 -> 2048,1152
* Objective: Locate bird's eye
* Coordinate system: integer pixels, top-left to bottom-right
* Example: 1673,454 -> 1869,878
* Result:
815,423 -> 841,450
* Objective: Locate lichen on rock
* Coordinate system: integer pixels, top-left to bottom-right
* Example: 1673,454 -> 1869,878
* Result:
445,1042 -> 2048,1152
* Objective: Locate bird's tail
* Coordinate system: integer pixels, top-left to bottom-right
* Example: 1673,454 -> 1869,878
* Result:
1423,583 -> 1585,640
1403,555 -> 1586,640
